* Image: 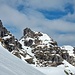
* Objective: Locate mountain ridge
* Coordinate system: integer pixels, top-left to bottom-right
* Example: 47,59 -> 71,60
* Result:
0,20 -> 75,75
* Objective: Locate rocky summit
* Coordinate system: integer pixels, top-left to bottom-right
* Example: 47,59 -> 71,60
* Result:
19,28 -> 75,67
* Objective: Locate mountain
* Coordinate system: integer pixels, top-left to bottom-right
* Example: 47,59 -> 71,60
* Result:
0,20 -> 75,75
19,28 -> 75,75
19,28 -> 75,66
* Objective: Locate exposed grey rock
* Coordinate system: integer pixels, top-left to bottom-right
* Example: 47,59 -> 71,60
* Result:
24,39 -> 33,46
0,20 -> 8,37
23,28 -> 35,38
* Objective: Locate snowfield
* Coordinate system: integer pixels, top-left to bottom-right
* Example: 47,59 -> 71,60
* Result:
0,42 -> 45,75
34,67 -> 66,75
32,62 -> 75,75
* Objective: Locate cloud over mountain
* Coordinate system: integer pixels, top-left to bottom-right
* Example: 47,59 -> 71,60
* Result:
0,0 -> 75,46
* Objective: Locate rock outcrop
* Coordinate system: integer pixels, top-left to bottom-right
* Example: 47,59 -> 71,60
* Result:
0,20 -> 26,60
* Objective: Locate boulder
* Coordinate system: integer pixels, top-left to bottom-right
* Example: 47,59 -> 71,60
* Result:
24,39 -> 33,46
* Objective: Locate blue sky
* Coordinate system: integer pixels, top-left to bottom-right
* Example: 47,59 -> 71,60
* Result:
0,0 -> 75,46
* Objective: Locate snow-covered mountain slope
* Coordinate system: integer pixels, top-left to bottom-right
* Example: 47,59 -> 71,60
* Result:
0,42 -> 45,75
31,60 -> 75,75
0,20 -> 75,75
35,67 -> 66,75
0,41 -> 75,75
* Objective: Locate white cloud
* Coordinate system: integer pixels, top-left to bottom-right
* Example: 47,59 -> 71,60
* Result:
0,0 -> 75,46
56,34 -> 75,46
26,0 -> 74,11
0,0 -> 73,11
0,5 -> 29,28
62,13 -> 75,23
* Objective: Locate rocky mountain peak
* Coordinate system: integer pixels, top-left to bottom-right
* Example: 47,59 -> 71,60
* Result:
23,28 -> 57,47
19,28 -> 75,67
0,20 -> 26,59
0,20 -> 2,26
20,28 -> 62,66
